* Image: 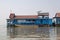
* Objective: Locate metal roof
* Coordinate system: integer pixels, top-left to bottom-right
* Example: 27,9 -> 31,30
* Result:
15,15 -> 38,19
55,13 -> 60,17
38,13 -> 49,16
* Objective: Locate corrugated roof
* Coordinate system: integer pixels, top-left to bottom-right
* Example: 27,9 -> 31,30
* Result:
15,15 -> 38,19
55,13 -> 60,17
38,13 -> 49,16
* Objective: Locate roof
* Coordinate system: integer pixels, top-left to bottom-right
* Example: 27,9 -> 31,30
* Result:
55,13 -> 60,17
9,13 -> 15,19
53,17 -> 60,19
38,13 -> 49,16
15,15 -> 38,19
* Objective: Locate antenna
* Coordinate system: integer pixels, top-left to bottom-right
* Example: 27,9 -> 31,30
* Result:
10,9 -> 14,13
10,9 -> 13,13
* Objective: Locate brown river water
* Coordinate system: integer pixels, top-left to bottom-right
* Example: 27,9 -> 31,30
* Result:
0,25 -> 60,40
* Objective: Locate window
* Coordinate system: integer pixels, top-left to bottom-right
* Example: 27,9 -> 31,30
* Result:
44,16 -> 49,18
58,19 -> 60,24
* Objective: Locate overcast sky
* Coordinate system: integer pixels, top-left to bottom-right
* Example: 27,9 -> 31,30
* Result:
0,0 -> 60,25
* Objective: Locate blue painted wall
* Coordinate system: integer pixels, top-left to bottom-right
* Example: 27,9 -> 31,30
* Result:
56,18 -> 60,24
12,18 -> 52,25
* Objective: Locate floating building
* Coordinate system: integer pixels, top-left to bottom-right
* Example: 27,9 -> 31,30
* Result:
7,12 -> 53,38
7,12 -> 52,27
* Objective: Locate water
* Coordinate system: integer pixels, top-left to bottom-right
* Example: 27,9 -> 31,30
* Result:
0,25 -> 59,40
0,25 -> 8,40
49,27 -> 57,40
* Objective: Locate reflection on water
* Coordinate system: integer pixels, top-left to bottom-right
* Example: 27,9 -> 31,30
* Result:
49,27 -> 57,40
0,25 -> 60,40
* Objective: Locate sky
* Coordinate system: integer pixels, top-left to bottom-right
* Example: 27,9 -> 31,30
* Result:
0,0 -> 60,25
